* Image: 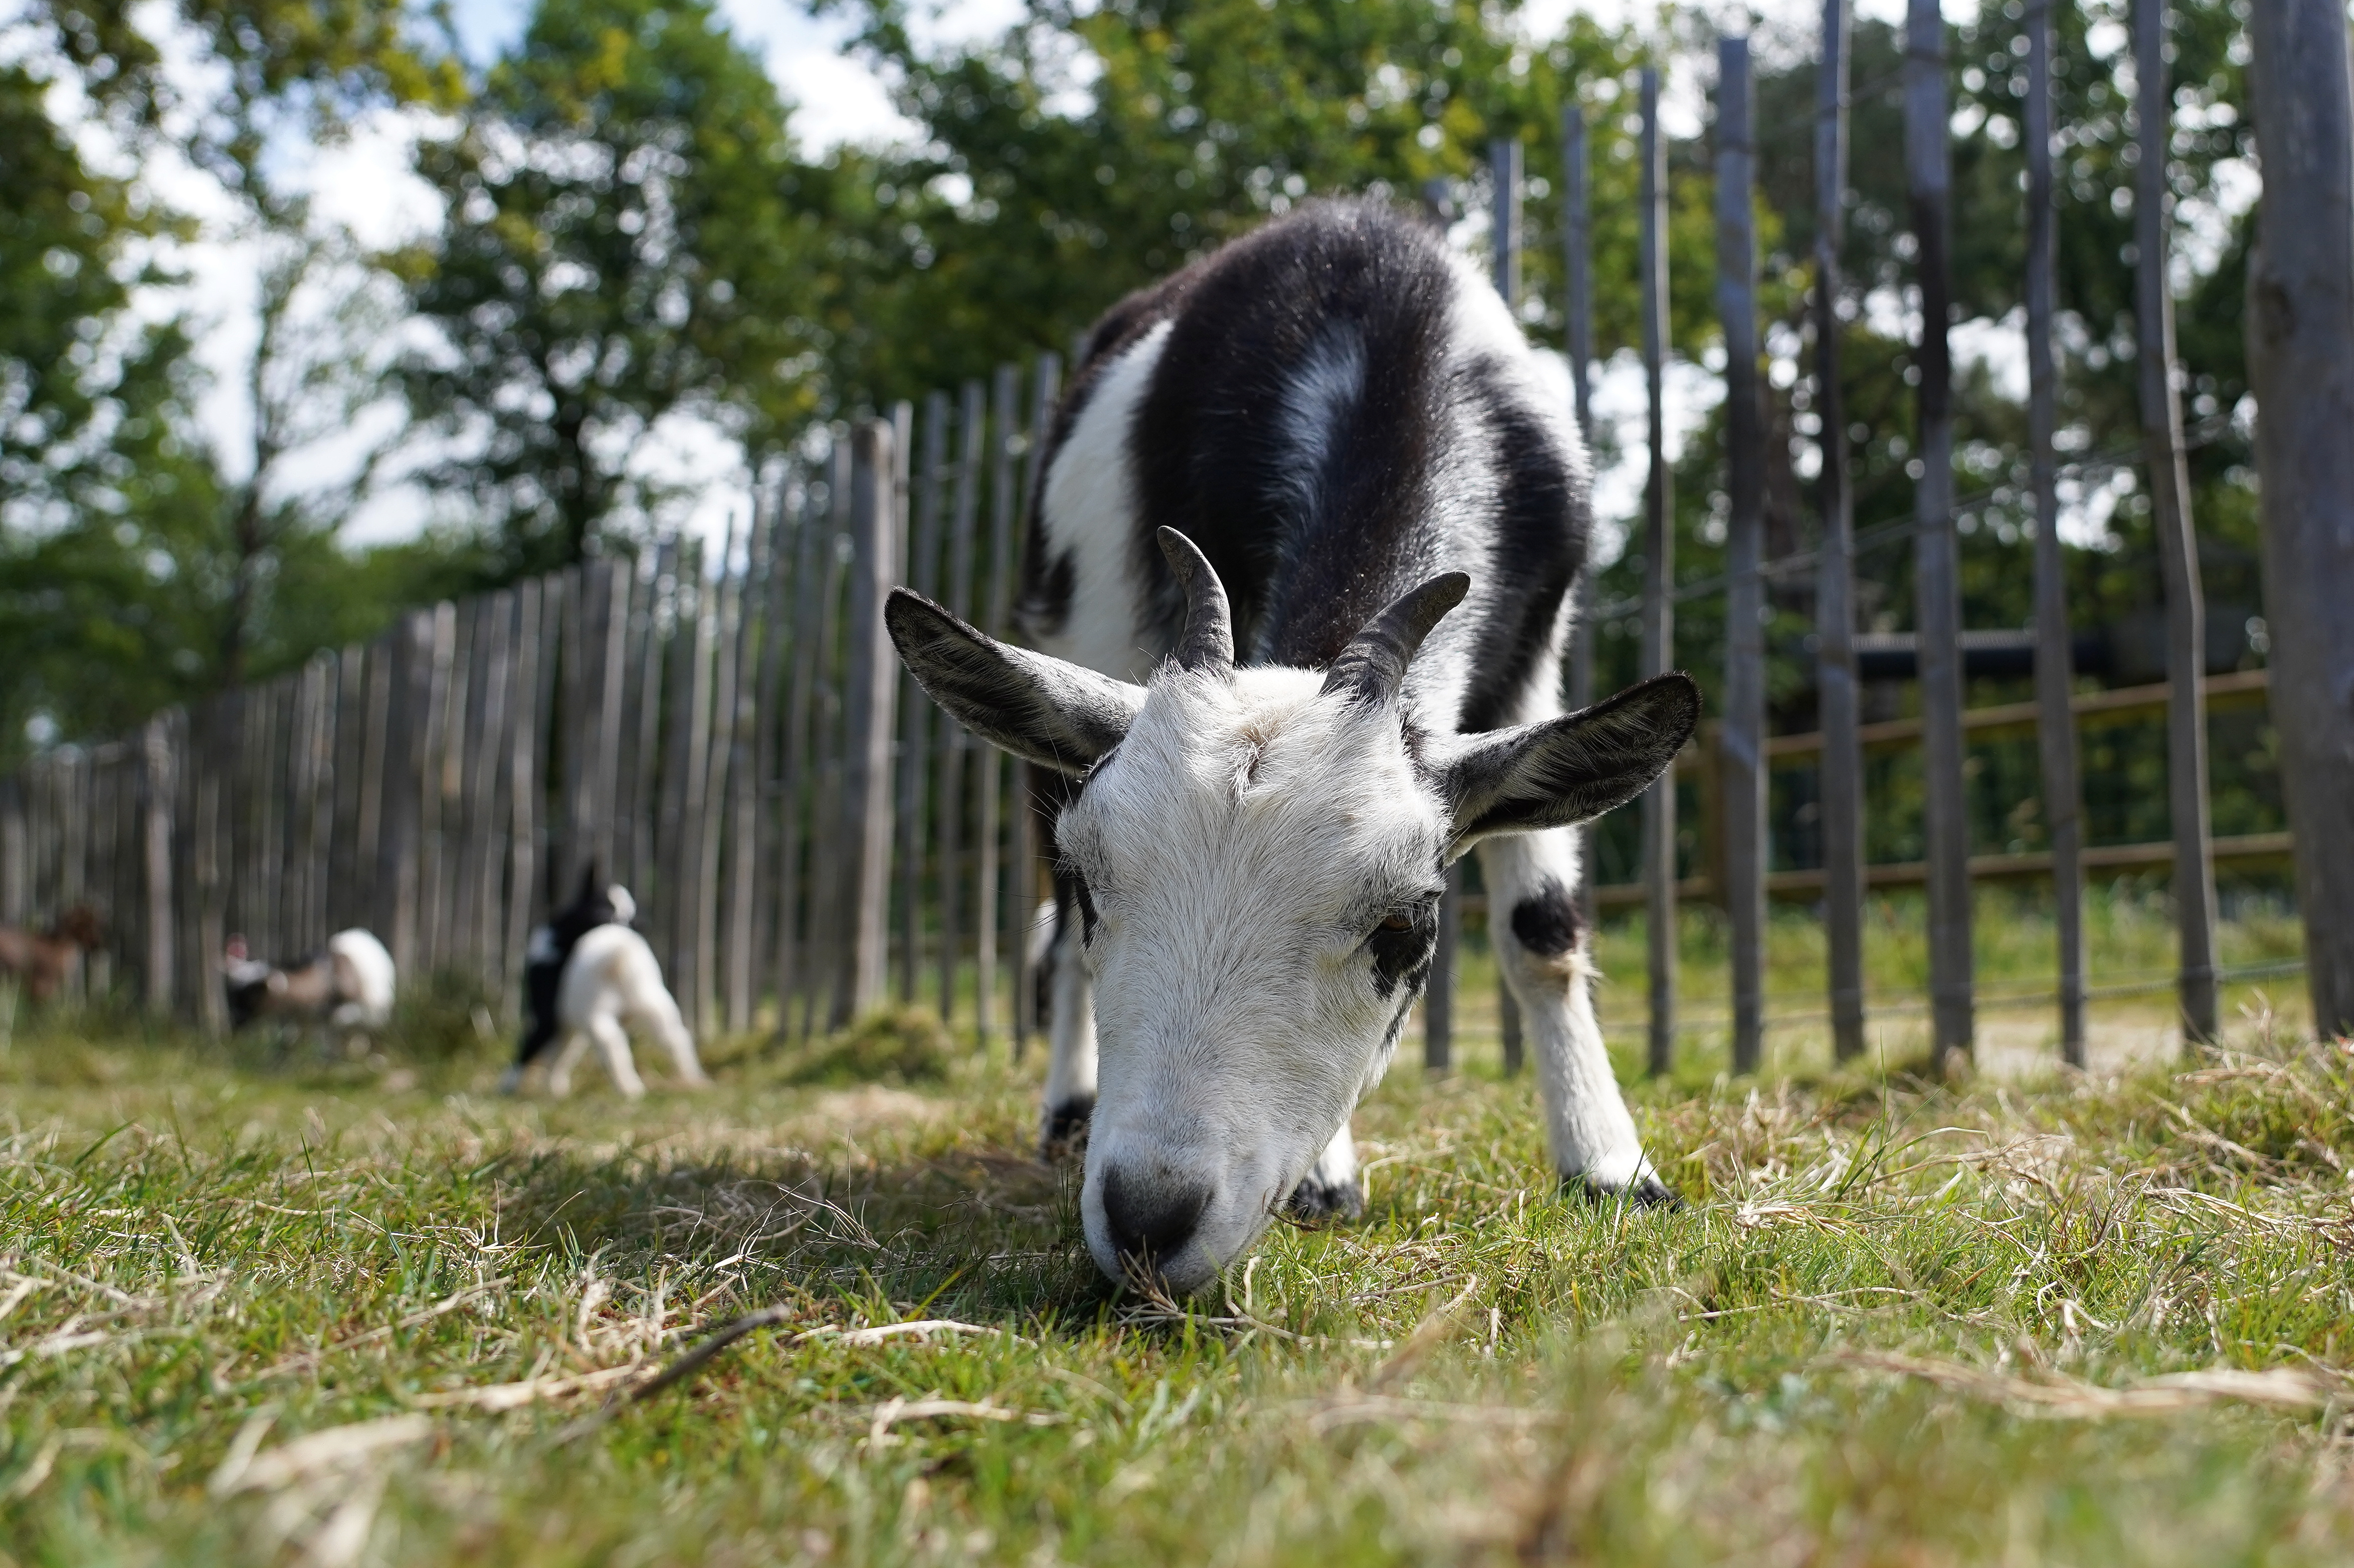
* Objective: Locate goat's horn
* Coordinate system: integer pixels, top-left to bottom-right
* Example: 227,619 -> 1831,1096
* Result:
1156,528 -> 1234,675
1320,573 -> 1470,706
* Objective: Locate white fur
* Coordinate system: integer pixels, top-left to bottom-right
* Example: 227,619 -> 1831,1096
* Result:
1038,322 -> 1170,683
526,925 -> 708,1098
325,930 -> 396,1030
1057,665 -> 1451,1288
1010,233 -> 1663,1295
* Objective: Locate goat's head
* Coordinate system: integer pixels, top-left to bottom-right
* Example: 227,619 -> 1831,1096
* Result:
888,530 -> 1697,1293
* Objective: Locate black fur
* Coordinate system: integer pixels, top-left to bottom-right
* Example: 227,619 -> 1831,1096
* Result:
1563,1172 -> 1684,1210
514,865 -> 629,1069
1284,1171 -> 1366,1224
1042,1094 -> 1094,1160
1366,894 -> 1440,1000
1021,198 -> 1591,736
1509,877 -> 1585,960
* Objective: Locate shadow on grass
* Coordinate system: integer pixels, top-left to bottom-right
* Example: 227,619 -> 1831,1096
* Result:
487,1131 -> 1124,1329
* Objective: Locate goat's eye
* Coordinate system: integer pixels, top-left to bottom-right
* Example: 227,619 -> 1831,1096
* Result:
1379,912 -> 1413,932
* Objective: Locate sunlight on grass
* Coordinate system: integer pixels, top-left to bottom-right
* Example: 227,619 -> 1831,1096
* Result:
0,897 -> 2346,1565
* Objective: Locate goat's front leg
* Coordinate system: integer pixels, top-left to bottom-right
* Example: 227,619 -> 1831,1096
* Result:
1479,829 -> 1676,1205
1285,1122 -> 1363,1221
1039,886 -> 1097,1159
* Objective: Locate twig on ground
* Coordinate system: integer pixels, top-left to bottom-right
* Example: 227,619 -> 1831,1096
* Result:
1829,1349 -> 2348,1417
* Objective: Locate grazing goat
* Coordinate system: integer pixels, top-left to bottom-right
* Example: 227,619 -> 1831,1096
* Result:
224,929 -> 396,1048
889,198 -> 1698,1294
0,907 -> 103,1003
507,865 -> 634,1083
500,875 -> 706,1098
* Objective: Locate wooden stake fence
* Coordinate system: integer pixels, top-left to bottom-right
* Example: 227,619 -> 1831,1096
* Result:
0,33 -> 2310,1079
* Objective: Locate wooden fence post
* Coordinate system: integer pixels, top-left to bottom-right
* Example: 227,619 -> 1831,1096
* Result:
1488,132 -> 1524,1073
978,365 -> 1021,1050
698,520 -> 746,1036
379,610 -> 431,978
1011,356 -> 1062,1055
1718,34 -> 1768,1076
419,601 -> 460,974
2135,0 -> 2222,1048
2246,0 -> 2354,1038
629,545 -> 671,913
1907,0 -> 1975,1066
1639,64 -> 1679,1078
2027,0 -> 2089,1066
1816,0 -> 1869,1062
835,418 -> 901,1027
675,550 -> 719,1035
774,484 -> 827,1037
725,501 -> 774,1034
504,579 -> 545,1011
469,592 -> 515,997
899,391 -> 950,1006
1427,860 -> 1460,1072
142,715 -> 174,1012
1562,98 -> 1600,951
937,379 -> 987,1023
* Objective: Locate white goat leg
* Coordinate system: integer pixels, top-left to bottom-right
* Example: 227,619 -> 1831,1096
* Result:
545,1031 -> 593,1098
589,1014 -> 647,1098
637,992 -> 708,1086
1479,829 -> 1671,1203
1041,915 -> 1098,1153
1289,1121 -> 1362,1220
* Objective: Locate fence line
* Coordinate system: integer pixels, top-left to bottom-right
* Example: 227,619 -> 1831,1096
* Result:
0,21 -> 2284,1075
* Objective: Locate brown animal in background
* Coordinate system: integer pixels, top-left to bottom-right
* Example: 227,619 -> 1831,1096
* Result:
0,907 -> 103,1002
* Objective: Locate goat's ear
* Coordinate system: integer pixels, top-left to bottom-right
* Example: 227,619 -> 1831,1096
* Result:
1438,673 -> 1700,852
887,589 -> 1144,776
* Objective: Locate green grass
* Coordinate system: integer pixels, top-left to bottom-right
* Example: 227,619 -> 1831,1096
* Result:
4,896 -> 2350,1566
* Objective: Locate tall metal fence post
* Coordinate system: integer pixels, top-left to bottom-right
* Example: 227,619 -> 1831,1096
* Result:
1717,35 -> 1768,1077
1639,65 -> 1679,1078
2246,0 -> 2354,1039
2135,0 -> 2221,1049
1907,0 -> 1976,1067
2027,0 -> 2089,1066
1816,0 -> 1868,1062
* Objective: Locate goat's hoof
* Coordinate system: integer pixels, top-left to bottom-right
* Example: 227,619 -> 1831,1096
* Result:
1039,1096 -> 1094,1162
1562,1172 -> 1685,1211
1283,1174 -> 1364,1225
497,1066 -> 526,1096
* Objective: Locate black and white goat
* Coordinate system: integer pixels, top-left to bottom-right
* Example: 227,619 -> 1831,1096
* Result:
224,929 -> 396,1050
500,868 -> 707,1097
889,199 -> 1698,1294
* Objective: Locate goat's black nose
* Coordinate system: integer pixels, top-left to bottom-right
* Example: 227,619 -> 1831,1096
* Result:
1100,1165 -> 1211,1270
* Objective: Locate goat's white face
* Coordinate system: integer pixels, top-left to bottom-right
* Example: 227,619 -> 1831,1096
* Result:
887,530 -> 1697,1294
1055,666 -> 1449,1289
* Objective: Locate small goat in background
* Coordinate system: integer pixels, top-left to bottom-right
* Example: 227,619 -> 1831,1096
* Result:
0,906 -> 103,1007
224,928 -> 396,1054
502,868 -> 706,1098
